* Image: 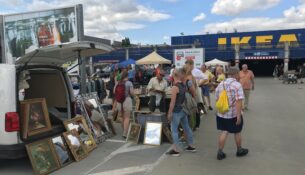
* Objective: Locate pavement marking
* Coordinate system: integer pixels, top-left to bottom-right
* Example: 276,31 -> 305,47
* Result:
144,147 -> 172,175
115,145 -> 158,154
82,142 -> 132,175
89,164 -> 151,175
106,139 -> 126,143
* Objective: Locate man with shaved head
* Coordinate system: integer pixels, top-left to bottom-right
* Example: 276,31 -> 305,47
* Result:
239,64 -> 255,110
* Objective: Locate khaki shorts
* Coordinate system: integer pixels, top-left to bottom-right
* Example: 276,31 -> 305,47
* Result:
116,97 -> 132,112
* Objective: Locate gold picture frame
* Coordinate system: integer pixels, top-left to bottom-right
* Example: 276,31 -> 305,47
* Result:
21,98 -> 52,139
51,135 -> 74,167
64,115 -> 97,152
26,138 -> 60,175
143,122 -> 163,146
63,131 -> 88,162
126,123 -> 141,143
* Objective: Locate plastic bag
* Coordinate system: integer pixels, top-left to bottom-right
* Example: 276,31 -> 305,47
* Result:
216,89 -> 229,114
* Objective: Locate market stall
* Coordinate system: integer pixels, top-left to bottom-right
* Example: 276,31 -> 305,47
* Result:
205,58 -> 229,72
136,51 -> 171,65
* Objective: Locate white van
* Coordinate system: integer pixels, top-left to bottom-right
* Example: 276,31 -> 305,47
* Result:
0,41 -> 112,159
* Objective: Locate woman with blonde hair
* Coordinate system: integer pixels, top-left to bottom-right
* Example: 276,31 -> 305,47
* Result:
183,60 -> 198,130
167,68 -> 196,156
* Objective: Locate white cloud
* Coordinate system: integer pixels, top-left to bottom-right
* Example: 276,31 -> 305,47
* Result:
193,13 -> 206,22
203,3 -> 305,34
211,0 -> 281,16
25,0 -> 170,41
163,36 -> 170,40
0,0 -> 24,7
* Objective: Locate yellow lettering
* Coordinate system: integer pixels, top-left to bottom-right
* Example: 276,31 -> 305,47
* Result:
256,35 -> 273,44
231,36 -> 251,45
218,38 -> 227,45
279,34 -> 298,43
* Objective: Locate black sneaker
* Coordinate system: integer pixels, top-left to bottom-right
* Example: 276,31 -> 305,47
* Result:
166,149 -> 180,157
217,150 -> 226,160
208,106 -> 213,110
122,136 -> 127,139
236,148 -> 249,157
185,146 -> 197,153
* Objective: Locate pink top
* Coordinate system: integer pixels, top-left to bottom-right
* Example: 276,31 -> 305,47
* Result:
239,70 -> 254,90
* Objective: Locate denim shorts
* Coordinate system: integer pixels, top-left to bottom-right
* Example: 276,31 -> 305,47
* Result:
201,85 -> 210,97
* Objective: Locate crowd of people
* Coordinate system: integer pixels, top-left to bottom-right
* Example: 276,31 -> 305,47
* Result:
166,60 -> 254,159
99,60 -> 255,160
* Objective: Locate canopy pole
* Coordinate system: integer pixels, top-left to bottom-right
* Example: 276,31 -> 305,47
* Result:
78,50 -> 87,94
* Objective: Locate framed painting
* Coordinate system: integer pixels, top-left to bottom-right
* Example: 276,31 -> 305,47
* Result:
64,115 -> 97,152
162,125 -> 173,144
26,139 -> 60,175
21,98 -> 52,139
144,122 -> 163,146
126,123 -> 141,143
51,135 -> 74,167
75,93 -> 114,144
63,131 -> 88,162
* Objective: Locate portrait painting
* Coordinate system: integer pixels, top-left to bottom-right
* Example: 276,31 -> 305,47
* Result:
21,98 -> 52,138
63,131 -> 88,162
51,135 -> 74,167
64,115 -> 97,152
26,139 -> 60,175
144,122 -> 163,146
126,123 -> 141,143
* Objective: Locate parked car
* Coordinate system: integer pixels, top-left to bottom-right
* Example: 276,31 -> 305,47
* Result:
0,41 -> 112,159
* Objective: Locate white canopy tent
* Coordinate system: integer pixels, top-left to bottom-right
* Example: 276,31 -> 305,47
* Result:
205,59 -> 229,72
205,59 -> 229,67
136,51 -> 171,65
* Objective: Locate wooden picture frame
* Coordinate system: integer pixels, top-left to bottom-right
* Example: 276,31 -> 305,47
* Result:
162,125 -> 173,144
63,131 -> 88,162
64,115 -> 97,152
21,98 -> 52,139
51,135 -> 74,167
126,123 -> 141,143
26,138 -> 60,175
144,122 -> 163,146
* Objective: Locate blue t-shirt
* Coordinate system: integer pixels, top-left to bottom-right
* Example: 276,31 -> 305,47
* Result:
128,70 -> 135,79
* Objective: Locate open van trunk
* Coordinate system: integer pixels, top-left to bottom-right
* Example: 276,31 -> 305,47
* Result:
17,66 -> 73,142
15,41 -> 113,143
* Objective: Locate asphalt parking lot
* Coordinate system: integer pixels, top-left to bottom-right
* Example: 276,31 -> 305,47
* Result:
1,78 -> 305,175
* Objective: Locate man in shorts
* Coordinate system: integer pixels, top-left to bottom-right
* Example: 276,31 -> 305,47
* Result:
215,67 -> 249,160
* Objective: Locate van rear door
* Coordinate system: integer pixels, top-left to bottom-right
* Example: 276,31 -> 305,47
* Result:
15,41 -> 113,66
0,64 -> 19,145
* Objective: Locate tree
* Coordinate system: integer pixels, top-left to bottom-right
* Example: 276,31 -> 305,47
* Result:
122,37 -> 131,47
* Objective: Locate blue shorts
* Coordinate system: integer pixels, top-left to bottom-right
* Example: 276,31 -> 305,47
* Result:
216,116 -> 243,133
201,85 -> 210,97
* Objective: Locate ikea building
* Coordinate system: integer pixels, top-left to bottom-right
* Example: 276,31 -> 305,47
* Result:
94,28 -> 305,76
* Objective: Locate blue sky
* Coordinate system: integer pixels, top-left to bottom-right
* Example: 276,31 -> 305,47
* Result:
0,0 -> 304,44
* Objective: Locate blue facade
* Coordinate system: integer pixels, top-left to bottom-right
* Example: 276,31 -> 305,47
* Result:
172,28 -> 305,60
93,28 -> 305,63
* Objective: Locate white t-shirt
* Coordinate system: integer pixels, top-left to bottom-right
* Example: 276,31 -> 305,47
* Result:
192,68 -> 208,81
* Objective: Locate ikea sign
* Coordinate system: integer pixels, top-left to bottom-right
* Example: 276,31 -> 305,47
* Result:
218,34 -> 299,49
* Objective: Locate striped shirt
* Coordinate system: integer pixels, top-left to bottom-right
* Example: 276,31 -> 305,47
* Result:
215,78 -> 244,119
